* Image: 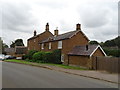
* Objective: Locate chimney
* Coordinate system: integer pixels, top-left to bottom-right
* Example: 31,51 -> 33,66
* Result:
76,23 -> 81,31
45,23 -> 49,31
34,30 -> 37,36
54,27 -> 59,36
86,45 -> 88,51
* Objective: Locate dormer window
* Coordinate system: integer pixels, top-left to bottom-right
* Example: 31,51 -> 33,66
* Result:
58,41 -> 62,49
41,43 -> 44,49
49,42 -> 51,49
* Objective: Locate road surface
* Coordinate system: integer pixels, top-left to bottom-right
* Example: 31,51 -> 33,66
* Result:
2,62 -> 118,88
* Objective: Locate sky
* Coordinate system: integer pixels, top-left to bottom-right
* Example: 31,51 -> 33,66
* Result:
0,0 -> 119,46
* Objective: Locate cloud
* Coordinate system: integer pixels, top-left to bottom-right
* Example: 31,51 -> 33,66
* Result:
1,1 -> 37,34
0,0 -> 118,46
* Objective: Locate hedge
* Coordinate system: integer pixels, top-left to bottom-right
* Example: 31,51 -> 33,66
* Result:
24,49 -> 61,64
22,50 -> 38,60
32,51 -> 45,63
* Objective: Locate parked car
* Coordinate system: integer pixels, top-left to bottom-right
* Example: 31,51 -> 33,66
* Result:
16,57 -> 22,60
5,55 -> 16,59
0,54 -> 5,60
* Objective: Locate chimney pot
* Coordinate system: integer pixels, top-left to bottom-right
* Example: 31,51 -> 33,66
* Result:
76,23 -> 81,30
54,27 -> 59,36
45,23 -> 49,31
34,30 -> 37,36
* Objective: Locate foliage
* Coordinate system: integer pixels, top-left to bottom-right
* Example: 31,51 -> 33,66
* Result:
27,50 -> 38,60
32,51 -> 45,63
103,48 -> 120,57
52,49 -> 61,64
43,52 -> 53,63
25,49 -> 61,64
102,36 -> 120,48
89,40 -> 99,45
10,39 -> 24,48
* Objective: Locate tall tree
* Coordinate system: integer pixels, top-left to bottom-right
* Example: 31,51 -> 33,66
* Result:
89,40 -> 99,45
10,39 -> 24,48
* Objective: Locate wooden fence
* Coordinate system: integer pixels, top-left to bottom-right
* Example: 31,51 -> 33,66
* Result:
92,56 -> 119,73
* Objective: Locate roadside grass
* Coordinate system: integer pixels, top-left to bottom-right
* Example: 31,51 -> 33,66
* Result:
5,59 -> 88,70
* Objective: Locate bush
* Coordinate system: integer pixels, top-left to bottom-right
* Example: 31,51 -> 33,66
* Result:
24,49 -> 62,64
43,52 -> 54,63
27,50 -> 38,60
52,49 -> 61,64
32,51 -> 45,62
22,54 -> 29,60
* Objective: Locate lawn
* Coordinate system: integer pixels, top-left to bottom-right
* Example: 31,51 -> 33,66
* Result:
5,59 -> 88,70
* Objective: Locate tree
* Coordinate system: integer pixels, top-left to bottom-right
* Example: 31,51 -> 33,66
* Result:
102,36 -> 120,48
0,37 -> 8,54
89,40 -> 99,45
10,39 -> 24,48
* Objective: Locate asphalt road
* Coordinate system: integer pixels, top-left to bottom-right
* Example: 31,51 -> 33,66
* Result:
2,62 -> 118,88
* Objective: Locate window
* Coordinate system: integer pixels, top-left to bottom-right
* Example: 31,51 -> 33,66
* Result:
41,43 -> 44,49
49,42 -> 51,49
34,39 -> 36,42
58,41 -> 62,49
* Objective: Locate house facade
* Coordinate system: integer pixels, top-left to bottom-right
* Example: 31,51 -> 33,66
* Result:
4,46 -> 27,57
39,24 -> 90,65
27,23 -> 106,68
27,23 -> 53,51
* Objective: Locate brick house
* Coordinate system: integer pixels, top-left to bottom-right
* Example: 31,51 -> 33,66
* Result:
4,46 -> 27,57
28,23 -> 106,68
27,23 -> 53,51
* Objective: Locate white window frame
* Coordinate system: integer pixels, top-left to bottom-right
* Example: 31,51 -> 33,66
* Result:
41,43 -> 44,49
49,42 -> 52,49
58,41 -> 62,49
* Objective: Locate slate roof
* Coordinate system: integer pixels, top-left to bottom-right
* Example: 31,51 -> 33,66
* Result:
28,31 -> 53,40
4,48 -> 15,53
68,45 -> 102,56
40,30 -> 89,43
15,46 -> 27,54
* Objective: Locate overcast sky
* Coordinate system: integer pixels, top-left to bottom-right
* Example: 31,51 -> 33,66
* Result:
0,0 -> 119,46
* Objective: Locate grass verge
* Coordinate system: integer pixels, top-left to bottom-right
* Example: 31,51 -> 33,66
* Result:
5,59 -> 88,70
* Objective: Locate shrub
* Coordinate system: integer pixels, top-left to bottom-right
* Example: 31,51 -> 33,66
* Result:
27,50 -> 38,60
43,52 -> 53,63
22,54 -> 28,60
32,51 -> 45,62
52,49 -> 61,64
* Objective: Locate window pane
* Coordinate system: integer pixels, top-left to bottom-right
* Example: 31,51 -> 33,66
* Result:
58,41 -> 62,49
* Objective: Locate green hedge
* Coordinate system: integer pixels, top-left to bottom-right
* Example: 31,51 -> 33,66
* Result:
32,51 -> 45,63
26,49 -> 62,64
22,50 -> 38,60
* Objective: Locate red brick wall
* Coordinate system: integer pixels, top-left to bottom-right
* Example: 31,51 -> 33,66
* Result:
27,31 -> 53,51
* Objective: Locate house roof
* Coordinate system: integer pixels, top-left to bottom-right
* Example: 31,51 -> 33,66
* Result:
4,48 -> 15,53
68,45 -> 106,57
15,46 -> 27,48
40,30 -> 89,43
28,31 -> 53,41
15,46 -> 27,54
